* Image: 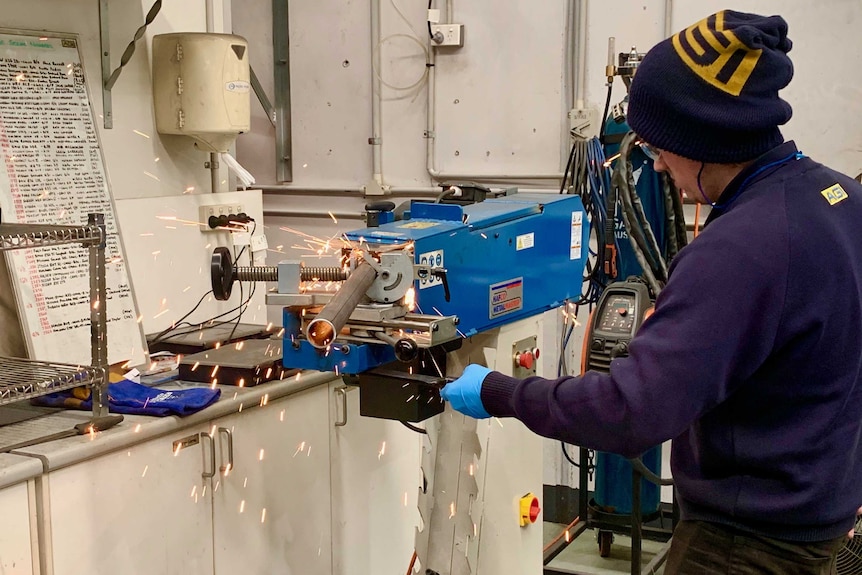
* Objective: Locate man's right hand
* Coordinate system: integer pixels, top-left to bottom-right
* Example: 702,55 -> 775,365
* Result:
440,364 -> 492,419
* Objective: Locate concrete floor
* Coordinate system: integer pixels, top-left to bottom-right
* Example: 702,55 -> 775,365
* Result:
543,522 -> 668,575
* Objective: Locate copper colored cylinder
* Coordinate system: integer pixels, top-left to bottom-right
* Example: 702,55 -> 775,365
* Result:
305,261 -> 377,348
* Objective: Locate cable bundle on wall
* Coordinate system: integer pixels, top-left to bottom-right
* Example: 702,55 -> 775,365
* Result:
560,136 -> 617,307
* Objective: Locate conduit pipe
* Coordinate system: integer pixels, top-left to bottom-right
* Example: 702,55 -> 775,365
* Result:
370,0 -> 384,186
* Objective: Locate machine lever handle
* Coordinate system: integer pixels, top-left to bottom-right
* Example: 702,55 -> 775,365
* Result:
431,268 -> 450,302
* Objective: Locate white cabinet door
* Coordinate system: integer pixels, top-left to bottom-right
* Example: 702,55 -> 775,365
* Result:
211,385 -> 332,575
0,481 -> 36,575
47,427 -> 215,575
329,382 -> 423,575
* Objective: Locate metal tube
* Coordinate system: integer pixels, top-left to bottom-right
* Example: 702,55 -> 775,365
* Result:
306,261 -> 377,348
370,0 -> 384,186
574,0 -> 588,110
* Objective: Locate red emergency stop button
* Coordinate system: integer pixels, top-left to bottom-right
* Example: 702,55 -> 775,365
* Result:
519,493 -> 540,527
517,352 -> 534,370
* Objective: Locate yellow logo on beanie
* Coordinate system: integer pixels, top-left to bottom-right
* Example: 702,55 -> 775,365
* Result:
821,184 -> 848,206
672,11 -> 762,96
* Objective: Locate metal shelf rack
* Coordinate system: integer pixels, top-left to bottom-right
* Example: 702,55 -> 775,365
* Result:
0,213 -> 109,417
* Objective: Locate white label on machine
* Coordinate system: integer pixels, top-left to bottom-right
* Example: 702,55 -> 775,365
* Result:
225,81 -> 251,93
570,211 -> 583,260
516,232 -> 534,251
418,250 -> 444,289
489,277 -> 523,318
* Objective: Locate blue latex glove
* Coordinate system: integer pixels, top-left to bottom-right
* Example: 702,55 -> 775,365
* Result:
440,364 -> 492,419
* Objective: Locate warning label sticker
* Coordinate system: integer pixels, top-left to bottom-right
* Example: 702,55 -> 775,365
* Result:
489,277 -> 524,319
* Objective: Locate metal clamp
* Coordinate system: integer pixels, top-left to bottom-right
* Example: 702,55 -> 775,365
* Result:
334,386 -> 349,427
200,432 -> 216,479
218,427 -> 234,474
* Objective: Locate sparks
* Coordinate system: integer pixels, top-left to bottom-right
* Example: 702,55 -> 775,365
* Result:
260,394 -> 269,407
279,409 -> 285,422
328,211 -> 338,224
565,529 -> 571,543
239,500 -> 246,513
134,424 -> 141,433
378,441 -> 387,460
404,287 -> 417,311
261,508 -> 267,523
141,465 -> 149,477
133,129 -> 151,139
259,449 -> 265,461
191,361 -> 200,371
449,502 -> 456,519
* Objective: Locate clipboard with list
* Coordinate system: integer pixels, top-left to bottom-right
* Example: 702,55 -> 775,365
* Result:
0,30 -> 146,368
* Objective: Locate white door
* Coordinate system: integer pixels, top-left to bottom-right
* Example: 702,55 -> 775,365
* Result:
329,382 -> 423,575
47,426 -> 215,575
0,481 -> 36,575
211,385 -> 332,575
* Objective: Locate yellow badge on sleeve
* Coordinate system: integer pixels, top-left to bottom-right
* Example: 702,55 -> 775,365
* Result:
821,184 -> 849,206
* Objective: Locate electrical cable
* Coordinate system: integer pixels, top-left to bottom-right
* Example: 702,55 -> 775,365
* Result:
389,0 -> 425,40
150,290 -> 214,343
400,421 -> 428,434
561,442 -> 580,468
372,34 -> 430,93
612,133 -> 664,295
151,283 -> 258,343
427,0 -> 434,40
628,457 -> 674,486
598,81 -> 613,143
618,134 -> 667,281
226,220 -> 259,342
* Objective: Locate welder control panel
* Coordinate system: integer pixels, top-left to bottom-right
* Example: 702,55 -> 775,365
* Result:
596,295 -> 637,335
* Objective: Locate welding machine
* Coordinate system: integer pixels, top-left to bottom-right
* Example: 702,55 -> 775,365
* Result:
581,279 -> 663,557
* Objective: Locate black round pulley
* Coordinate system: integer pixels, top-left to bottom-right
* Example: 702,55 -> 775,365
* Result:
211,247 -> 235,301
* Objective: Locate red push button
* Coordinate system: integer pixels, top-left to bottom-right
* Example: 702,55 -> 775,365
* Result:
518,352 -> 534,370
519,493 -> 541,526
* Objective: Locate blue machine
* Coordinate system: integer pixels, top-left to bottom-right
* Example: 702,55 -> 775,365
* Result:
274,192 -> 589,377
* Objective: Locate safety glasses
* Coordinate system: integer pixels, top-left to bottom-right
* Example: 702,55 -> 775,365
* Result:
639,142 -> 663,162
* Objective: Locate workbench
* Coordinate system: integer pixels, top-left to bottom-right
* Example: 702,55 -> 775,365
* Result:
0,370 -> 423,575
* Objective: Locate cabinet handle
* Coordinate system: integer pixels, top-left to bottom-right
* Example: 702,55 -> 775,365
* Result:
200,432 -> 216,478
334,386 -> 348,427
218,427 -> 234,474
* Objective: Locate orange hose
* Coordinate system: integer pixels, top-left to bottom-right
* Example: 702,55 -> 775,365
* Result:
543,516 -> 581,553
406,551 -> 417,575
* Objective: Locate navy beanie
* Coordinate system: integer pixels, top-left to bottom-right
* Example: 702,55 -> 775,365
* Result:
628,10 -> 794,163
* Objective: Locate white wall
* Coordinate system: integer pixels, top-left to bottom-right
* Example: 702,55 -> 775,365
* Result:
236,0 -> 862,268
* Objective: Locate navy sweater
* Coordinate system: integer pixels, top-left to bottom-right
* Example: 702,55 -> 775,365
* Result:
481,141 -> 862,542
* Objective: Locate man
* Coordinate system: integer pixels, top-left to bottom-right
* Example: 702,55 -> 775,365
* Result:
442,10 -> 862,574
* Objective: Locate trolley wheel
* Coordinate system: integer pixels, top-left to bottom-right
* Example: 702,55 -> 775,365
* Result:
598,530 -> 613,557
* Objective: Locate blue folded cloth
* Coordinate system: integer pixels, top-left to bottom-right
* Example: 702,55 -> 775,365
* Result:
32,379 -> 221,417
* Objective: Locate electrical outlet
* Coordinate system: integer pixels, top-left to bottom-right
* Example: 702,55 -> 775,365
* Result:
569,108 -> 600,140
199,203 -> 246,231
430,24 -> 465,47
